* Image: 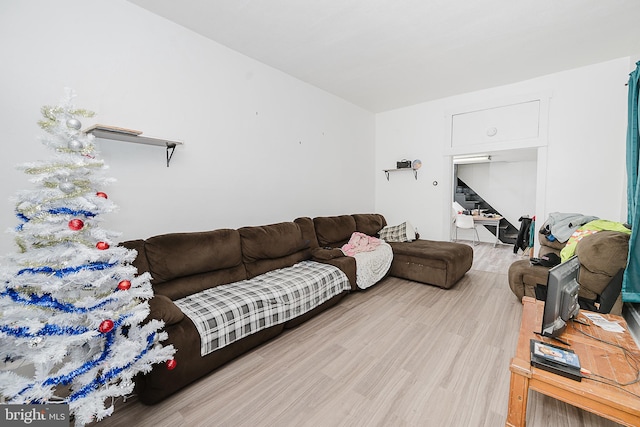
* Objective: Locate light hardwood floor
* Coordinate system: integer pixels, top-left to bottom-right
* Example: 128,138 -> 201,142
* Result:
97,241 -> 623,427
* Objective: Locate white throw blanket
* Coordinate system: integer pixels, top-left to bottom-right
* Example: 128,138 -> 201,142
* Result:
352,242 -> 393,289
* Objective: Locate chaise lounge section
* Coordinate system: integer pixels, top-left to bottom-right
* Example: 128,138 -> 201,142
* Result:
313,213 -> 473,289
388,239 -> 473,289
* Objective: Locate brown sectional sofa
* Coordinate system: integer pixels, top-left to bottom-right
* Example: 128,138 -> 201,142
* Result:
122,213 -> 473,404
508,230 -> 630,315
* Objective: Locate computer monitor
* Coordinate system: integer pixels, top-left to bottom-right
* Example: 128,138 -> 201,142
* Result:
541,255 -> 581,338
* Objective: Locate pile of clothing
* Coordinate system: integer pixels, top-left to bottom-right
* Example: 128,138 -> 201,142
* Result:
539,212 -> 631,262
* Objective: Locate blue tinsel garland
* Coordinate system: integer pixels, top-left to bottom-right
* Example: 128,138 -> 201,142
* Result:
17,261 -> 118,278
0,322 -> 89,338
1,288 -> 114,313
9,314 -> 146,402
14,207 -> 97,231
48,207 -> 97,218
67,331 -> 156,402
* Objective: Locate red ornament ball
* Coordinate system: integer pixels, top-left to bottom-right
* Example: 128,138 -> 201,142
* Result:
166,359 -> 177,370
96,241 -> 110,250
117,280 -> 131,291
68,219 -> 84,231
99,319 -> 114,333
96,192 -> 108,199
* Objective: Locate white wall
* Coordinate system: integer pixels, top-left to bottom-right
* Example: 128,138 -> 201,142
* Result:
0,1 -> 375,256
376,57 -> 630,242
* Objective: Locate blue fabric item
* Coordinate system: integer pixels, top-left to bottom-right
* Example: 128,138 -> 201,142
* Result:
623,61 -> 640,303
528,218 -> 535,248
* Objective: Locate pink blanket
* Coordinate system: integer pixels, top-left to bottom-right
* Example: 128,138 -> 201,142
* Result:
341,232 -> 381,257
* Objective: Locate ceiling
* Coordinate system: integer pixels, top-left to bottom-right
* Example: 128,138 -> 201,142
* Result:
127,0 -> 640,113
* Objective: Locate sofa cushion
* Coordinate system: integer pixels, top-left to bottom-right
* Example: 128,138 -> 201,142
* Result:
314,215 -> 356,247
154,265 -> 248,301
144,229 -> 244,284
239,222 -> 311,278
294,217 -> 320,248
353,213 -> 387,236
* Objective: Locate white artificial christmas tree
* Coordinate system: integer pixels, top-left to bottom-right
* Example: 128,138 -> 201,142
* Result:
0,90 -> 175,426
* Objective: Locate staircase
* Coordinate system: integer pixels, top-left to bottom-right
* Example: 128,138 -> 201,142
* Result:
454,178 -> 518,245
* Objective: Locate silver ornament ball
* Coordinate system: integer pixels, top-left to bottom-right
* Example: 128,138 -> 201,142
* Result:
66,118 -> 82,130
59,181 -> 75,194
68,139 -> 84,151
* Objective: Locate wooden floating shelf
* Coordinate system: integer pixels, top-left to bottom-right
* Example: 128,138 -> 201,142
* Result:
87,129 -> 184,167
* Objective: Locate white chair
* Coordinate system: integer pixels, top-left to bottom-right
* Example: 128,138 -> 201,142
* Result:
454,214 -> 479,245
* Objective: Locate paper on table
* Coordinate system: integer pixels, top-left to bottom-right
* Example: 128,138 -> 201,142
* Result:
582,313 -> 625,333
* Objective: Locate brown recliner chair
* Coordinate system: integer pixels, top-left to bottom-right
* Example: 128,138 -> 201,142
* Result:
508,230 -> 629,315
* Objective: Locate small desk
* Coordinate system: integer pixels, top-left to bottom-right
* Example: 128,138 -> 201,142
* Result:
506,297 -> 640,427
472,215 -> 502,247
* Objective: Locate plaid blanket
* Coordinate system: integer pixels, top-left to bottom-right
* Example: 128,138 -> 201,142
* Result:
174,261 -> 350,356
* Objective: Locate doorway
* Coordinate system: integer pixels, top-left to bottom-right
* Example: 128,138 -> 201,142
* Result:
450,148 -> 540,245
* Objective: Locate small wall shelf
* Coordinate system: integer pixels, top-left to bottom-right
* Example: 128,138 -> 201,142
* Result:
383,168 -> 418,180
87,129 -> 184,167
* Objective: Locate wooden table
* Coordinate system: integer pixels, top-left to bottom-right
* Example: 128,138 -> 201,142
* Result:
506,297 -> 640,426
472,215 -> 502,247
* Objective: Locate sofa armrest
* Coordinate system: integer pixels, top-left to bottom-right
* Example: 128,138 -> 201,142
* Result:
508,260 -> 549,301
311,247 -> 345,260
313,256 -> 357,291
148,294 -> 184,326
